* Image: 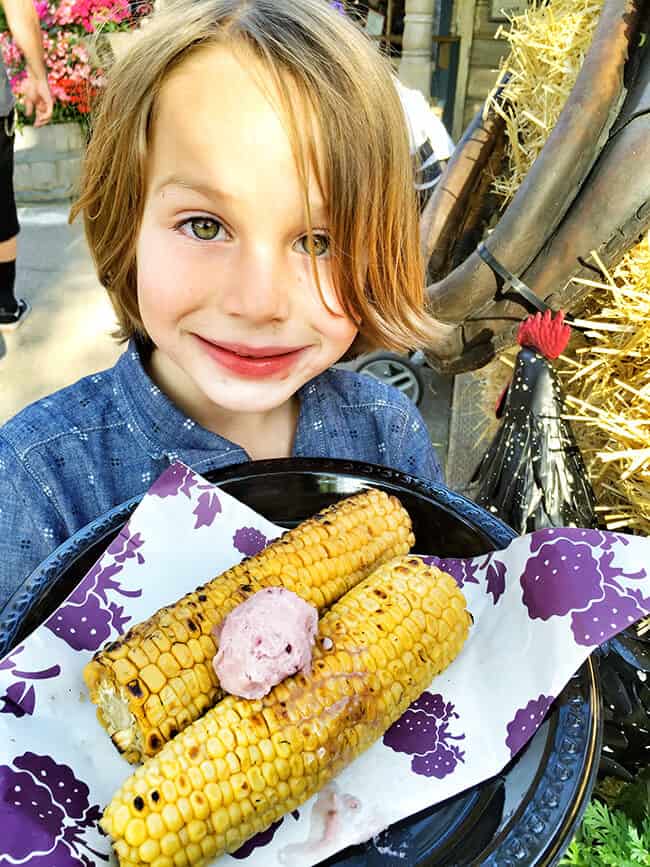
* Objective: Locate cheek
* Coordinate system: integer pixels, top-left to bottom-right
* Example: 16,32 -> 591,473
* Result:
315,303 -> 359,356
305,260 -> 359,334
136,232 -> 167,327
136,226 -> 196,323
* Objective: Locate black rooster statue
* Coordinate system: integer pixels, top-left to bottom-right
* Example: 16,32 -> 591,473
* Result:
472,309 -> 598,533
472,309 -> 650,781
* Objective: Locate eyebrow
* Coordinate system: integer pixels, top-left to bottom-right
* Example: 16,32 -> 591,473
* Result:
154,175 -> 235,201
154,174 -> 329,223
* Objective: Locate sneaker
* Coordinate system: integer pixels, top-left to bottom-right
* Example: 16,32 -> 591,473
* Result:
0,299 -> 31,331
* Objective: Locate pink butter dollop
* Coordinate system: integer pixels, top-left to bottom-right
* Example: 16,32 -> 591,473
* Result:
213,587 -> 318,699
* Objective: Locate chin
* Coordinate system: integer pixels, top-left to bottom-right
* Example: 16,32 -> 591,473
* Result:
197,379 -> 298,414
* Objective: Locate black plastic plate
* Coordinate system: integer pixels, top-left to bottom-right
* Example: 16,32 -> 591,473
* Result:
0,458 -> 601,866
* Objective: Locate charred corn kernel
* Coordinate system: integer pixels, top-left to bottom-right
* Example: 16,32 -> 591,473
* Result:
189,791 -> 210,821
85,490 -> 414,762
272,733 -> 292,759
230,772 -> 249,801
113,658 -> 138,684
175,773 -> 192,798
103,556 -> 469,865
145,695 -> 164,726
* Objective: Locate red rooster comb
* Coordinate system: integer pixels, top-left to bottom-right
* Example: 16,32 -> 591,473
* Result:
517,309 -> 571,359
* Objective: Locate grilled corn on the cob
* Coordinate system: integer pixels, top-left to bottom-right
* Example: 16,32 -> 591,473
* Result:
102,555 -> 470,867
85,489 -> 414,763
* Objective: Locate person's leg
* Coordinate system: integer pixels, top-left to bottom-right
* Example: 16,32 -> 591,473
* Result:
0,235 -> 19,315
0,110 -> 27,330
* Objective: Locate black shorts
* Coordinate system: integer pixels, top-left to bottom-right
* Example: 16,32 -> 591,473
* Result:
0,110 -> 19,243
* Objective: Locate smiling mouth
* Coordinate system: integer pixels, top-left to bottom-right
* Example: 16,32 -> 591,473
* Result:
202,340 -> 305,358
195,335 -> 307,377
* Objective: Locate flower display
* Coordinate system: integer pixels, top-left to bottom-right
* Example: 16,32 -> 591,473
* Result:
0,0 -> 151,125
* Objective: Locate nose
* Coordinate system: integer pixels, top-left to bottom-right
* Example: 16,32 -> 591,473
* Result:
220,243 -> 290,324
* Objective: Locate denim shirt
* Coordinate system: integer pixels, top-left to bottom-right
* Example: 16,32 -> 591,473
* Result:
0,341 -> 442,608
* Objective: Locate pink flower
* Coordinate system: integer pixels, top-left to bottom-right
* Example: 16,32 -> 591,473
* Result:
2,0 -> 150,120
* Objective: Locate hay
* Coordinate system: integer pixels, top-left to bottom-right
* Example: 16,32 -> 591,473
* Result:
487,0 -> 603,207
557,236 -> 650,536
481,0 -> 650,549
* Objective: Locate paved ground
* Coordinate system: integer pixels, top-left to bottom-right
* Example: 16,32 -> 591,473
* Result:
0,203 -> 120,422
0,203 -> 454,472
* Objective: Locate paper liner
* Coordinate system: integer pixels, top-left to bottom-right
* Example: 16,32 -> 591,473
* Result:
1,462 -> 649,866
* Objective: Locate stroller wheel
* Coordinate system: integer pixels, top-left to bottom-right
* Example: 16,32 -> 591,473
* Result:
355,352 -> 425,406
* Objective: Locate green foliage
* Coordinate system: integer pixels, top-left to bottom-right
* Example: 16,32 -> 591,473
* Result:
561,770 -> 650,866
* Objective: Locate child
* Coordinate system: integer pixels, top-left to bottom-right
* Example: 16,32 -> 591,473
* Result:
0,0 -> 455,607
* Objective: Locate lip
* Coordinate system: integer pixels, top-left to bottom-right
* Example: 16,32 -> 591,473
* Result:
195,335 -> 307,378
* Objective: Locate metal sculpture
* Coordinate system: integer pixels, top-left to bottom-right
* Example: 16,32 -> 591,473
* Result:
422,0 -> 650,374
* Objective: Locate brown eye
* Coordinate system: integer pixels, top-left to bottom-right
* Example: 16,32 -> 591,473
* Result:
299,233 -> 330,257
189,218 -> 221,241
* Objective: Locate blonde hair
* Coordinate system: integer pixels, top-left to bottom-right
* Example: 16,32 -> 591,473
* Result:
72,0 -> 449,354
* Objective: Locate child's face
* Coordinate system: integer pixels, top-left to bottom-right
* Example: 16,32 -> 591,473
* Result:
136,44 -> 358,423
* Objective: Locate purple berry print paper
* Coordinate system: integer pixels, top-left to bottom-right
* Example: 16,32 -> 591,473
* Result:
1,462 -> 650,867
383,692 -> 465,778
506,695 -> 555,757
0,752 -> 107,866
0,646 -> 60,718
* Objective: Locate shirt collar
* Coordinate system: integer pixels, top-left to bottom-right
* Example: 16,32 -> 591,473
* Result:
113,339 -> 326,463
114,339 -> 246,463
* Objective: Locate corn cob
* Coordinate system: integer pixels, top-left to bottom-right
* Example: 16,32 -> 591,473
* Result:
84,489 -> 414,764
102,555 -> 470,867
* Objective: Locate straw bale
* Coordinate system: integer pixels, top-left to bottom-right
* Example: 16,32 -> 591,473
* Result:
482,0 -> 650,545
557,236 -> 650,537
487,0 -> 603,207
